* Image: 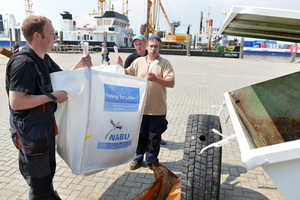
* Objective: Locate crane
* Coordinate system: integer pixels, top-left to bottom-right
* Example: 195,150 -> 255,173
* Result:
145,0 -> 189,48
146,0 -> 173,39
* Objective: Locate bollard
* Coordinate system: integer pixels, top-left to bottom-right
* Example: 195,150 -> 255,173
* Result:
60,31 -> 63,45
239,37 -> 244,59
9,28 -> 12,48
186,35 -> 191,56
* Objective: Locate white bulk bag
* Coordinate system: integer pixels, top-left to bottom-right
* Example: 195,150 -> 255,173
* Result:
50,65 -> 147,175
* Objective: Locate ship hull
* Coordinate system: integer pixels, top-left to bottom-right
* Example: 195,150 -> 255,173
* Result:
0,40 -> 26,46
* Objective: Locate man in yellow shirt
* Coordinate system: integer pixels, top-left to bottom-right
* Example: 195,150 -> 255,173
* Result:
116,35 -> 175,170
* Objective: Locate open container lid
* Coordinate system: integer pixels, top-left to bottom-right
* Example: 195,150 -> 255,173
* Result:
219,5 -> 300,43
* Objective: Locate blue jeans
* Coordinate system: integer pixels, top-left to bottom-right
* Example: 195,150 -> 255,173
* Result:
134,115 -> 166,166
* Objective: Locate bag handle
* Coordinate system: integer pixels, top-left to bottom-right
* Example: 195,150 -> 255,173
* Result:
149,59 -> 159,73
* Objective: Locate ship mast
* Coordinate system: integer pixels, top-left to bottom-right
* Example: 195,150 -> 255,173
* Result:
25,0 -> 33,16
122,0 -> 129,17
126,0 -> 129,17
206,7 -> 211,35
89,0 -> 113,17
122,0 -> 130,27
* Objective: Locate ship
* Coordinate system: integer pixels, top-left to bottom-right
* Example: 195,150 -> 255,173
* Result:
194,8 -> 226,50
242,40 -> 299,62
58,10 -> 133,48
0,14 -> 26,48
195,26 -> 227,49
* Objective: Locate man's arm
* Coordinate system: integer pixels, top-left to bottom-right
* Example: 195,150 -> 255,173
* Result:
9,90 -> 68,110
147,72 -> 175,88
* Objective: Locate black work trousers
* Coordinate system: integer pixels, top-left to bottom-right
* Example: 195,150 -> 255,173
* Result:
13,109 -> 57,200
19,148 -> 56,200
134,115 -> 166,166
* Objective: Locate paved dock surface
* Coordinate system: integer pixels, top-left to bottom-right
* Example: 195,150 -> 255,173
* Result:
1,52 -> 299,200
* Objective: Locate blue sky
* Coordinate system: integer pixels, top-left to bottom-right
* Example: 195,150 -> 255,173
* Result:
1,0 -> 300,35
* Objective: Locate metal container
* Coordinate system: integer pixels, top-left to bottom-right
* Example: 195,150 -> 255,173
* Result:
224,71 -> 300,200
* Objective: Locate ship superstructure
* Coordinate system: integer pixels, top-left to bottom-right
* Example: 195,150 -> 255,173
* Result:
59,2 -> 133,48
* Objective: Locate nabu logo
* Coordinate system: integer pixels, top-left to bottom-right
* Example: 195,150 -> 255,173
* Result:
105,119 -> 130,141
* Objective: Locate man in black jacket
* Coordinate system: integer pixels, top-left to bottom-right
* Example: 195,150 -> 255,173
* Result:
124,34 -> 148,68
6,15 -> 92,200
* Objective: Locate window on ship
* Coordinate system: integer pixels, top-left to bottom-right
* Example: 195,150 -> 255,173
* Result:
104,20 -> 112,25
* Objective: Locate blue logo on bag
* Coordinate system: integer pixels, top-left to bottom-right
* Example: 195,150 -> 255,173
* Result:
108,133 -> 130,141
97,119 -> 131,149
103,84 -> 140,112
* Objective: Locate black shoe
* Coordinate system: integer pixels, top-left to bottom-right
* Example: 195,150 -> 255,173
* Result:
160,139 -> 166,145
51,191 -> 62,200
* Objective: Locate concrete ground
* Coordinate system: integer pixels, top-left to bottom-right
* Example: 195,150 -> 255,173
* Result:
1,52 -> 299,200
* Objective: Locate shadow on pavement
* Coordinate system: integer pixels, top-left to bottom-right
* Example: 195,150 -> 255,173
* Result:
98,171 -> 154,200
160,140 -> 184,151
220,163 -> 271,200
159,159 -> 183,174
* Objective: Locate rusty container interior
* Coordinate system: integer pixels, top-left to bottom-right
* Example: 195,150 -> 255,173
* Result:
0,47 -> 13,58
229,71 -> 300,148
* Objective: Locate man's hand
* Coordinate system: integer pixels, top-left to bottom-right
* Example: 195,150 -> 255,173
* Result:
147,72 -> 157,81
72,54 -> 93,70
52,90 -> 68,103
115,56 -> 124,67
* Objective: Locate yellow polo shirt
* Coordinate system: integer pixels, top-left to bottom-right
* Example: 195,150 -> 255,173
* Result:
125,55 -> 175,115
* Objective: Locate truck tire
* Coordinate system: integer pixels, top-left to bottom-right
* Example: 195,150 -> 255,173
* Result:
181,114 -> 222,200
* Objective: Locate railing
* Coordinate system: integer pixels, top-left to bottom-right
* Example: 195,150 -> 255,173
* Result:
50,44 -> 94,53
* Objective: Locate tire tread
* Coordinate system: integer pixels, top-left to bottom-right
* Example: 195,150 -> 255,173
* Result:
181,114 -> 222,200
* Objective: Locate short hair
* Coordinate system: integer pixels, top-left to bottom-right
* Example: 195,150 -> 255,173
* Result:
148,35 -> 161,44
21,15 -> 51,42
